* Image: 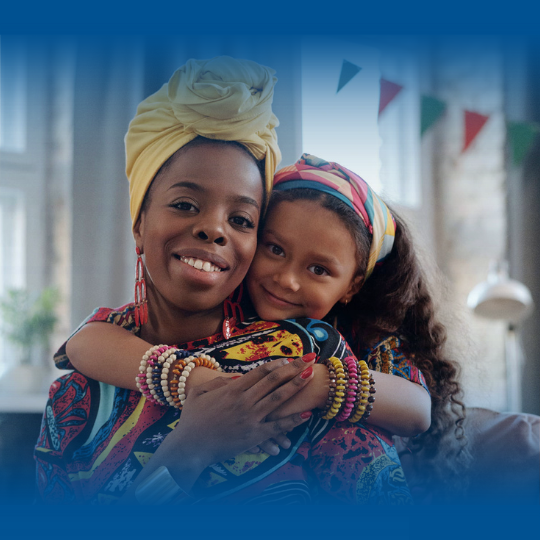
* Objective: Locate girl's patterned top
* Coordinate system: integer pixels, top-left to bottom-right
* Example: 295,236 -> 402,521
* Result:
36,303 -> 428,505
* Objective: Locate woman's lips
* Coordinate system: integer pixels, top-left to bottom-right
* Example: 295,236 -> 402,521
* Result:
172,248 -> 229,270
260,286 -> 301,308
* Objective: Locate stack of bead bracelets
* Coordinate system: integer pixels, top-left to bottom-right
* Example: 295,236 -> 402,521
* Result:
320,356 -> 376,424
137,345 -> 222,408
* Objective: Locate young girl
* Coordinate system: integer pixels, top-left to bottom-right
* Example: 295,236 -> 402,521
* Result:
56,155 -> 465,500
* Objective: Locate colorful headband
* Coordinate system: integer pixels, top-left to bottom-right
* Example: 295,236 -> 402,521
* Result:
273,154 -> 396,279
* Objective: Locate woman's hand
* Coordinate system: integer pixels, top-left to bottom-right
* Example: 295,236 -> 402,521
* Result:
121,354 -> 316,502
246,363 -> 330,455
177,355 -> 316,465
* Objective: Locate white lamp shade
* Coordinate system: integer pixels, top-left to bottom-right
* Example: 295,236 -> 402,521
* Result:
467,266 -> 534,323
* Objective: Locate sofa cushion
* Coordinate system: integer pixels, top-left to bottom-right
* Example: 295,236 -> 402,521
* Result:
395,407 -> 540,503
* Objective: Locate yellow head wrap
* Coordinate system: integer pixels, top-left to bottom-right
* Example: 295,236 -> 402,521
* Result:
125,56 -> 282,228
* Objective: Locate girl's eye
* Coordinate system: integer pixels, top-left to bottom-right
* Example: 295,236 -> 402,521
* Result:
230,215 -> 255,229
268,243 -> 285,257
308,264 -> 329,276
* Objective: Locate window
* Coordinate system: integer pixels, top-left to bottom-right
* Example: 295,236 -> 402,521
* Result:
0,36 -> 27,153
0,36 -> 47,374
301,38 -> 383,192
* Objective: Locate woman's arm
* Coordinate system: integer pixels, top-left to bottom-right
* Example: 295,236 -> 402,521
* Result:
66,322 -> 232,391
266,364 -> 431,437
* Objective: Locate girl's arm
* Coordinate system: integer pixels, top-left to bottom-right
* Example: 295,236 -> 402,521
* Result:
66,322 -> 231,392
68,322 -> 430,438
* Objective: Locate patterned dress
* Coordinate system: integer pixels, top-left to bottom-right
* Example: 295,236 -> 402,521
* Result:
35,304 -> 428,505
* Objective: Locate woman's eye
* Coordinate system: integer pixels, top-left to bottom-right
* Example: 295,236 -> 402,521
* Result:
174,201 -> 197,212
308,264 -> 329,276
268,244 -> 284,257
230,216 -> 255,229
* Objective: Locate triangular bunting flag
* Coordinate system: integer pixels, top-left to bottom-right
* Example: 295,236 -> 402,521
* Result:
378,78 -> 403,116
420,95 -> 446,136
336,60 -> 362,93
507,121 -> 540,165
463,110 -> 490,152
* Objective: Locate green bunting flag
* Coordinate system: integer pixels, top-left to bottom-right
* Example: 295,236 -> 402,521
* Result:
420,95 -> 446,136
507,121 -> 540,165
337,60 -> 362,93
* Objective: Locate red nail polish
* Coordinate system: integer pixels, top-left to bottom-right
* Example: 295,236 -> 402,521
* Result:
302,352 -> 317,363
286,358 -> 295,363
300,411 -> 312,419
300,366 -> 313,379
231,376 -> 241,380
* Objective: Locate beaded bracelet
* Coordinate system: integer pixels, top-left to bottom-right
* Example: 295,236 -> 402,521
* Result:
322,357 -> 347,420
349,360 -> 372,423
168,353 -> 222,409
178,354 -> 222,407
168,356 -> 190,408
363,376 -> 376,419
318,362 -> 337,418
152,346 -> 183,406
161,349 -> 191,406
335,356 -> 359,422
136,344 -> 168,404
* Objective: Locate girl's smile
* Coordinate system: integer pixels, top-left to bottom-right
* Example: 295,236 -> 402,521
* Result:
247,199 -> 363,322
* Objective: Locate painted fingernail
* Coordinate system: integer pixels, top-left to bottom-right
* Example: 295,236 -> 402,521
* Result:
231,376 -> 241,380
302,353 -> 317,363
300,411 -> 312,419
286,358 -> 295,363
300,366 -> 313,379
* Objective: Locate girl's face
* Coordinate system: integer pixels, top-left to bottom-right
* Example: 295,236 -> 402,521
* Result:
247,199 -> 363,321
134,142 -> 264,314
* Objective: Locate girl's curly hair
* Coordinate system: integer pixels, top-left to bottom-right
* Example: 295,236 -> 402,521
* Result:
269,189 -> 471,498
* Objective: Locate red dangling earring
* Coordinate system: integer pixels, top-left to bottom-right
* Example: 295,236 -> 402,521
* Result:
222,283 -> 245,339
134,247 -> 148,326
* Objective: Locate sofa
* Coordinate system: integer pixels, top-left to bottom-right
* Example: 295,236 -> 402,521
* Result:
395,407 -> 540,504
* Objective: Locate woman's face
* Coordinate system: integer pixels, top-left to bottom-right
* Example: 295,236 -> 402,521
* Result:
247,199 -> 363,322
135,142 -> 264,314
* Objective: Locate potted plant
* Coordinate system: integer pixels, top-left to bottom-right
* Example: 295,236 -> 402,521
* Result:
0,287 -> 59,393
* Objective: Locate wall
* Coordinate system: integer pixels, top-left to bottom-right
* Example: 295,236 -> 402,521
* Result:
430,38 -> 509,411
505,40 -> 540,416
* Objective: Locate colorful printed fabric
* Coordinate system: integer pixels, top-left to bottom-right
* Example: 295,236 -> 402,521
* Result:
273,154 -> 396,278
37,304 -> 424,505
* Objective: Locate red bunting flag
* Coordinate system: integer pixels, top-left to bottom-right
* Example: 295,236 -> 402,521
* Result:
463,110 -> 490,152
378,78 -> 403,116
